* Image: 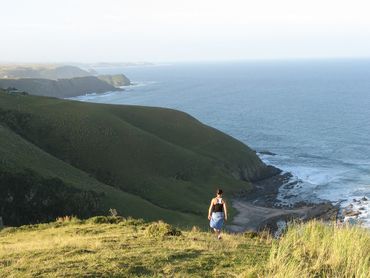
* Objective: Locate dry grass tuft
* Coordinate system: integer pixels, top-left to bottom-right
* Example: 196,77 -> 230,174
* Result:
265,220 -> 370,277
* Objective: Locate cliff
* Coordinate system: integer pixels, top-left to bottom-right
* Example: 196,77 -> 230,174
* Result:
97,74 -> 131,86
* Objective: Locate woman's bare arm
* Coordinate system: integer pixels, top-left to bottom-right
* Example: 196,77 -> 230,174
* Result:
208,199 -> 214,220
223,201 -> 228,221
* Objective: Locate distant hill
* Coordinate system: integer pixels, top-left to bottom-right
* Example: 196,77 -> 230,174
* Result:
0,76 -> 122,98
81,62 -> 154,67
0,64 -> 132,97
0,90 -> 276,226
0,65 -> 91,80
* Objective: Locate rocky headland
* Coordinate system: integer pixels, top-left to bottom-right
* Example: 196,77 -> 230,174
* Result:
0,64 -> 131,98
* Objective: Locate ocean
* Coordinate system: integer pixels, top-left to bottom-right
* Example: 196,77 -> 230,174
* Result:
71,59 -> 370,226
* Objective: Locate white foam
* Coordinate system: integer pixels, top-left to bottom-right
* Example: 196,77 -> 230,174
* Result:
281,165 -> 345,186
340,197 -> 370,228
67,90 -> 121,102
260,153 -> 370,229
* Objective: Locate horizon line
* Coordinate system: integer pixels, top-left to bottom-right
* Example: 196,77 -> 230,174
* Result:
1,56 -> 370,65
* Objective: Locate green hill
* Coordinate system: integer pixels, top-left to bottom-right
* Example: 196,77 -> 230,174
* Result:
0,124 -> 199,227
0,217 -> 368,277
0,89 -> 275,227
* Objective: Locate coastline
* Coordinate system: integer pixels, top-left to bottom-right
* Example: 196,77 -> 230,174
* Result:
70,61 -> 370,229
228,169 -> 339,234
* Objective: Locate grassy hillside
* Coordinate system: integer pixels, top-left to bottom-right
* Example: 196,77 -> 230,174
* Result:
0,90 -> 272,227
0,124 -> 202,227
0,76 -> 121,98
0,217 -> 368,277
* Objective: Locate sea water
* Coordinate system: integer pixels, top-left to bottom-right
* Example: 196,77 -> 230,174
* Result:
71,59 -> 370,226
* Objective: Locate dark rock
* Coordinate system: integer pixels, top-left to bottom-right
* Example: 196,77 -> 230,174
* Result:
343,209 -> 361,217
305,202 -> 339,221
346,218 -> 360,225
245,165 -> 283,183
258,150 -> 277,156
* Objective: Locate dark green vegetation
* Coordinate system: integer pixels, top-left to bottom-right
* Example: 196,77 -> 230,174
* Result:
0,76 -> 122,98
0,89 -> 274,227
0,217 -> 368,277
0,168 -> 101,226
98,74 -> 131,86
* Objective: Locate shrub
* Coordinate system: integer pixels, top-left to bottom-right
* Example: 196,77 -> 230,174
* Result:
0,227 -> 17,234
146,221 -> 182,238
86,216 -> 125,224
191,226 -> 201,233
243,231 -> 259,239
56,216 -> 80,223
109,208 -> 118,217
120,217 -> 145,226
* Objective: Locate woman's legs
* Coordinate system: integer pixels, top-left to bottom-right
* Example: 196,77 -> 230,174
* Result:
210,212 -> 223,239
213,228 -> 222,239
217,230 -> 222,239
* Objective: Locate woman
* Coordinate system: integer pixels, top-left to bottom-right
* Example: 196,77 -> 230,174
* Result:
208,189 -> 228,239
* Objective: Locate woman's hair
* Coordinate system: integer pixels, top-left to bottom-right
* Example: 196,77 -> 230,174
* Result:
216,189 -> 223,195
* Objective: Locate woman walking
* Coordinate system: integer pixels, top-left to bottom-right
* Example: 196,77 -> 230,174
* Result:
208,189 -> 228,239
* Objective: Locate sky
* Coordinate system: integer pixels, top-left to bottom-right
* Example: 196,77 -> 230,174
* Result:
1,0 -> 370,63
